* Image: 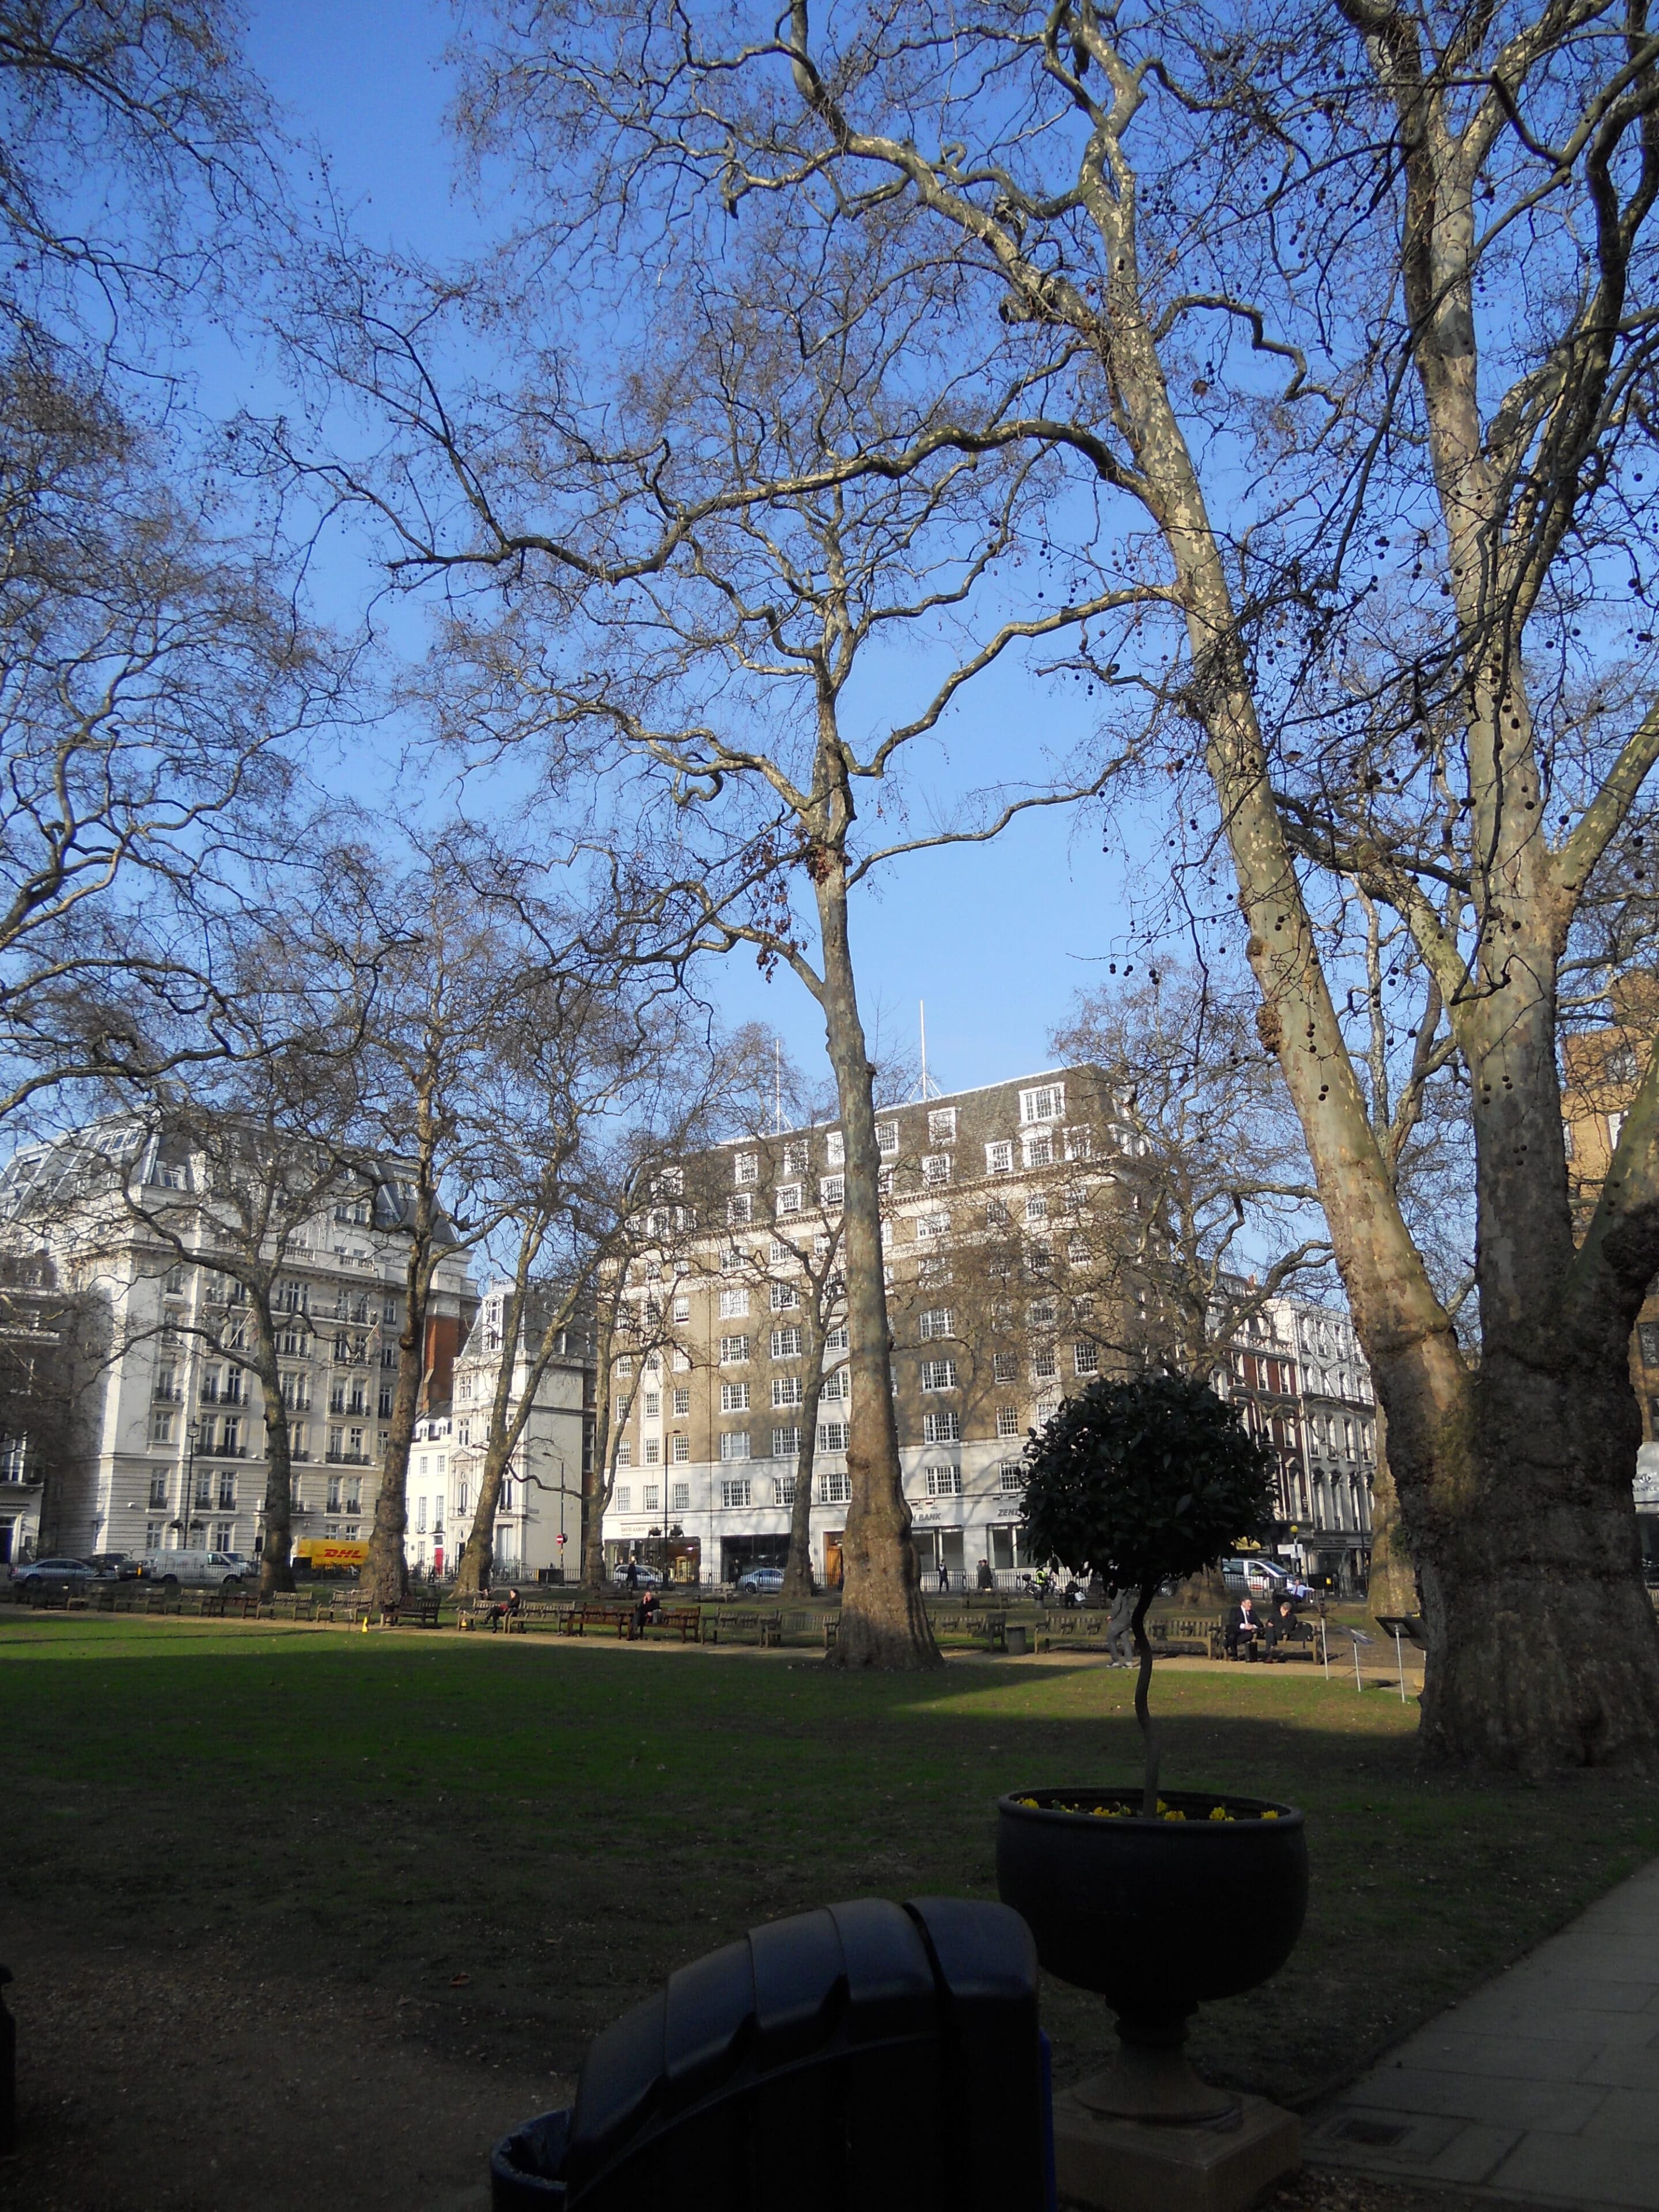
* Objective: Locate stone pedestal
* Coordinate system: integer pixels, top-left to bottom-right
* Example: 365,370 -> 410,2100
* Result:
1051,2082 -> 1300,2212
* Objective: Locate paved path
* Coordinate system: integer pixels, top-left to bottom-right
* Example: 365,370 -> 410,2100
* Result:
1305,1854 -> 1659,2206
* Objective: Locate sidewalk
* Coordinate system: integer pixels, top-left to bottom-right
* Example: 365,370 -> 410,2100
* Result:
1304,1854 -> 1659,2207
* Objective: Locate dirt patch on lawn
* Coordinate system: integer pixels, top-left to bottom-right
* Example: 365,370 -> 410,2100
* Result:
0,1940 -> 569,2212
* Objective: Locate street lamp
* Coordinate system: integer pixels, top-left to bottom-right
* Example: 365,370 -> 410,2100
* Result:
178,1418 -> 199,1550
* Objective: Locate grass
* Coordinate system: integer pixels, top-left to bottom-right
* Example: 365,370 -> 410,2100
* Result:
3,1613 -> 1657,2108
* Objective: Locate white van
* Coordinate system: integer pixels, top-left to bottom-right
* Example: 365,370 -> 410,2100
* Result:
134,1548 -> 251,1590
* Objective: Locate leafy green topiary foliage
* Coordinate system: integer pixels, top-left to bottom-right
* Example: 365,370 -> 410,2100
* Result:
1021,1372 -> 1277,1812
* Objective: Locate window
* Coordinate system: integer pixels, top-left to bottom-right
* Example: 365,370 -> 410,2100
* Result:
776,1184 -> 804,1215
1609,1044 -> 1639,1085
148,1471 -> 168,1507
923,1410 -> 961,1442
671,1432 -> 689,1464
922,1153 -> 952,1187
819,1424 -> 850,1456
1026,1242 -> 1053,1272
1068,1235 -> 1091,1266
825,1324 -> 848,1353
644,1438 -> 660,1464
670,1480 -> 691,1511
820,1367 -> 849,1401
720,1244 -> 744,1272
985,1140 -> 1013,1175
1035,1391 -> 1060,1421
770,1281 -> 799,1310
377,1383 -> 393,1419
876,1121 -> 900,1157
719,1334 -> 751,1365
820,1175 -> 845,1207
929,1108 -> 957,1142
643,1391 -> 661,1420
151,1409 -> 175,1445
653,1167 -> 684,1197
1032,1349 -> 1058,1382
616,1441 -> 632,1467
993,1351 -> 1020,1385
772,1426 -> 802,1457
673,1294 -> 691,1322
1074,1341 -> 1100,1376
1021,1131 -> 1054,1169
986,1198 -> 1010,1229
1028,1299 -> 1056,1328
918,1255 -> 950,1287
782,1140 -> 810,1177
1026,1195 -> 1049,1226
217,1471 -> 236,1510
720,1381 -> 751,1412
735,1151 -> 758,1185
920,1358 -> 959,1391
1000,1461 -> 1026,1492
1020,1084 -> 1065,1124
615,1483 -> 632,1511
820,1467 -> 850,1501
925,1465 -> 963,1496
771,1325 -> 802,1359
997,1406 -> 1021,1438
672,1387 -> 691,1416
727,1194 -> 753,1226
918,1211 -> 950,1241
826,1130 -> 845,1168
1063,1126 -> 1093,1162
719,1288 -> 750,1319
720,1475 -> 752,1506
772,1377 -> 804,1408
775,1472 -> 797,1505
919,1308 -> 953,1340
719,1431 -> 751,1461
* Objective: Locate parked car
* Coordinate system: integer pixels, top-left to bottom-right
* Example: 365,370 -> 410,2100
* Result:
132,1548 -> 252,1590
1221,1555 -> 1292,1596
736,1565 -> 786,1595
611,1561 -> 664,1589
88,1552 -> 138,1578
11,1556 -> 113,1592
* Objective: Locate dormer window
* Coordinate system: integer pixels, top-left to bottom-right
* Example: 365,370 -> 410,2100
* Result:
1020,1084 -> 1065,1124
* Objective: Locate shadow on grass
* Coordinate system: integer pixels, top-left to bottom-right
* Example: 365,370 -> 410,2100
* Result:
2,1620 -> 1656,2104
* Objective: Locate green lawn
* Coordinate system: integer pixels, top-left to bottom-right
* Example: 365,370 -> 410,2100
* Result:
4,1615 -> 1657,2107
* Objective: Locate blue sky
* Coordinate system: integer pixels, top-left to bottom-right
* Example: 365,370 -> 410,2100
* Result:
239,0 -> 1148,1099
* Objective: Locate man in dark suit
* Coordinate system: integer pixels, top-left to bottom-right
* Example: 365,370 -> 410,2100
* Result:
1225,1594 -> 1262,1661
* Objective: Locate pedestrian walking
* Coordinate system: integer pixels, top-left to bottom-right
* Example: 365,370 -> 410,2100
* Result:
1105,1584 -> 1136,1667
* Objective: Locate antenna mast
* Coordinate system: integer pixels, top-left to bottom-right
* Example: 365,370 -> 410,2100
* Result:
914,999 -> 942,1101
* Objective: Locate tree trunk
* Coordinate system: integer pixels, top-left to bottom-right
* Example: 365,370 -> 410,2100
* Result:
812,854 -> 940,1669
782,1317 -> 825,1598
455,1433 -> 513,1596
361,1242 -> 426,1611
252,1296 -> 294,1597
1363,1410 -> 1416,1622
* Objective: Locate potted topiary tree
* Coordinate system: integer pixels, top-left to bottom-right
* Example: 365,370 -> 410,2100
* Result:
995,1371 -> 1309,2123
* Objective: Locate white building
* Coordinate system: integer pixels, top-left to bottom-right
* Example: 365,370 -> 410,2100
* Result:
407,1284 -> 591,1581
0,1118 -> 475,1566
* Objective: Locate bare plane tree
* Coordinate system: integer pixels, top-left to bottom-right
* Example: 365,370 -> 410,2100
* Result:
434,0 -> 1659,1768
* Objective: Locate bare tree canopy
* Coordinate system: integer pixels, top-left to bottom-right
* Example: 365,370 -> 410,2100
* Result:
408,0 -> 1659,1767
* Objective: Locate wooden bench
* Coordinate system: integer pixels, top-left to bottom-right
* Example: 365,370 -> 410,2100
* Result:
653,1608 -> 702,1643
562,1604 -> 639,1640
384,1593 -> 442,1628
1149,1613 -> 1225,1660
701,1608 -> 782,1648
932,1610 -> 1010,1652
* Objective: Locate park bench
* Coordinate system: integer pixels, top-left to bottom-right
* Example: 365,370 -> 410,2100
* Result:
383,1592 -> 442,1628
1149,1614 -> 1225,1660
653,1607 -> 702,1643
701,1608 -> 782,1649
932,1610 -> 1010,1653
563,1604 -> 639,1640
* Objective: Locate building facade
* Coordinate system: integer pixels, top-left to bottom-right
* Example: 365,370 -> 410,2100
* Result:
1218,1285 -> 1378,1587
0,1119 -> 475,1567
602,1066 -> 1150,1589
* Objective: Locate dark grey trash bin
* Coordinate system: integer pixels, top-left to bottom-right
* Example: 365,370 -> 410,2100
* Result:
491,1895 -> 1047,2211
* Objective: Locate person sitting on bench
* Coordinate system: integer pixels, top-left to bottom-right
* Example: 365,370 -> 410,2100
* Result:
486,1587 -> 522,1632
1259,1597 -> 1299,1662
1224,1595 -> 1262,1662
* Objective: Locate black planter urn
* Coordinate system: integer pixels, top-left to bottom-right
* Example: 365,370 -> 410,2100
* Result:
997,1787 -> 1308,2122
